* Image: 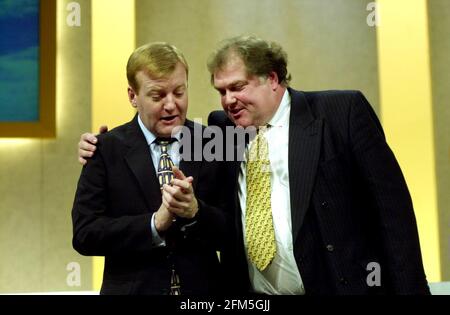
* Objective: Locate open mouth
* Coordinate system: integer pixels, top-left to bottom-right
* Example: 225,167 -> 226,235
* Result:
229,108 -> 243,118
161,115 -> 178,123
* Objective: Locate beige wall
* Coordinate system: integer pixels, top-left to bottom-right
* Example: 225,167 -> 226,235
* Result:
0,0 -> 448,293
136,0 -> 380,121
428,0 -> 450,281
0,0 -> 92,292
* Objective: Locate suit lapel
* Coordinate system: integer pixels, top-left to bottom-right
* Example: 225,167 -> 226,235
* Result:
124,115 -> 162,209
233,131 -> 249,241
233,160 -> 243,239
288,89 -> 323,242
179,120 -> 201,189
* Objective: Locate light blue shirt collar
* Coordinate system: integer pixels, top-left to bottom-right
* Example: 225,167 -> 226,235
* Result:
137,114 -> 181,145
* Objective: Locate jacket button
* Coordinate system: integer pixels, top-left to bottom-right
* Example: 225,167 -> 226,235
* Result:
326,244 -> 334,252
339,277 -> 348,285
321,201 -> 328,209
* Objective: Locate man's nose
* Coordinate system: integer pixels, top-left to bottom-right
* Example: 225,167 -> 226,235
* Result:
163,95 -> 176,111
224,90 -> 236,106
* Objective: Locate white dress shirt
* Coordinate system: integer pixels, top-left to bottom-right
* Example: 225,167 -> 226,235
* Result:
238,90 -> 305,295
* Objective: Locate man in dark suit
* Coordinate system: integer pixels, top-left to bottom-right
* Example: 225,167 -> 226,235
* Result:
72,42 -> 228,295
205,35 -> 430,295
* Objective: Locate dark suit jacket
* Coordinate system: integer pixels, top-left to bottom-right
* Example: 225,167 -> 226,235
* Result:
209,88 -> 430,295
72,115 -> 228,295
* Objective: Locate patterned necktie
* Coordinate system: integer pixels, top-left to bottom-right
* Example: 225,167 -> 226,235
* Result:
169,269 -> 181,295
155,138 -> 181,295
245,128 -> 276,271
156,138 -> 175,189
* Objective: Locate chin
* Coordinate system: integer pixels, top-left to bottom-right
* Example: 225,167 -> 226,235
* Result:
155,126 -> 173,137
161,124 -> 184,137
235,119 -> 252,128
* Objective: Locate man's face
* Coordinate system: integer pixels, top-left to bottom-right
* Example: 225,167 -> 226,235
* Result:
129,62 -> 188,137
213,56 -> 279,128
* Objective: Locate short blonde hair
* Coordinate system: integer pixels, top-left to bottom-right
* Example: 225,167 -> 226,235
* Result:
126,42 -> 189,91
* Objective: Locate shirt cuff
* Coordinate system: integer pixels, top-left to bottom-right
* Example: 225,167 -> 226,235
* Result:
151,213 -> 166,248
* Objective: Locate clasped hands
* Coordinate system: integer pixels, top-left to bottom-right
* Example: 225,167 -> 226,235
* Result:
154,166 -> 199,232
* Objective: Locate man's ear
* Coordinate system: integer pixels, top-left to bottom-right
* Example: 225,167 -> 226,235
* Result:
128,86 -> 137,107
268,71 -> 280,90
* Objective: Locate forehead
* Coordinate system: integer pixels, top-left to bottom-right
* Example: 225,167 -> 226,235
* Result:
137,63 -> 187,91
213,57 -> 249,87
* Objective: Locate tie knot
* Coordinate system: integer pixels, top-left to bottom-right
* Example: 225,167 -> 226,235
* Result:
155,137 -> 176,152
248,131 -> 269,164
256,124 -> 270,135
155,137 -> 176,145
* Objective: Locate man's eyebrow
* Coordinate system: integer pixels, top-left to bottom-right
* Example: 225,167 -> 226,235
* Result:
215,80 -> 247,90
229,80 -> 247,87
174,84 -> 187,90
147,86 -> 163,93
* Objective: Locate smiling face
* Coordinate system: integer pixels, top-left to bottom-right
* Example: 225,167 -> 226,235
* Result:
128,62 -> 188,137
212,56 -> 283,128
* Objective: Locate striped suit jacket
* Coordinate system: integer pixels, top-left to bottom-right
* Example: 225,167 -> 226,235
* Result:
209,88 -> 430,295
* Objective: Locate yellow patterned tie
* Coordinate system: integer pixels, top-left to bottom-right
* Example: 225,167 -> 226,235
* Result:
245,128 -> 276,271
